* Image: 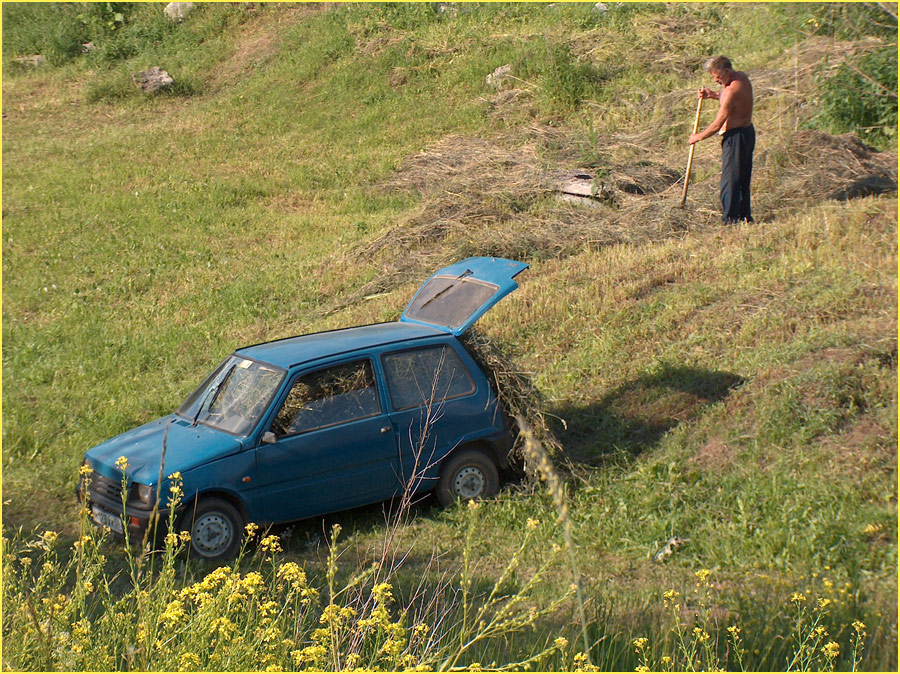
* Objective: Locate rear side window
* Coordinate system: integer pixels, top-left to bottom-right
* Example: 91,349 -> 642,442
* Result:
271,360 -> 380,437
383,345 -> 475,411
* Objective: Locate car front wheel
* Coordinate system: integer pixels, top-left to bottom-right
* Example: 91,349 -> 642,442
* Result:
180,497 -> 243,562
435,449 -> 499,507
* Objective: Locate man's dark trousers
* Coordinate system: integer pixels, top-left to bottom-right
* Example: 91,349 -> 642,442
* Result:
720,125 -> 755,223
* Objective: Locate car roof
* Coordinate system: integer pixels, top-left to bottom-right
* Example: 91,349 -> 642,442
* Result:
235,321 -> 450,369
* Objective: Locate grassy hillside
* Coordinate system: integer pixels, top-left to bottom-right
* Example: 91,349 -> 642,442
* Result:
2,2 -> 897,671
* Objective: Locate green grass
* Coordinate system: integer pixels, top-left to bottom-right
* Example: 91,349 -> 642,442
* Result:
2,2 -> 897,671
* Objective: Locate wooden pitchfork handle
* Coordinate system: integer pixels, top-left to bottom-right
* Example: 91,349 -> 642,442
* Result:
680,97 -> 703,208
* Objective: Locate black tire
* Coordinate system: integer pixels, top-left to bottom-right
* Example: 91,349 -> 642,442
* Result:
179,497 -> 243,563
435,448 -> 499,507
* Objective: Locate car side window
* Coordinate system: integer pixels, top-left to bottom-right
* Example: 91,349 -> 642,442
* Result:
383,345 -> 475,411
271,360 -> 380,437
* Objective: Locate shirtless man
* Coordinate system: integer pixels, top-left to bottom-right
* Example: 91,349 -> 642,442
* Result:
689,56 -> 755,224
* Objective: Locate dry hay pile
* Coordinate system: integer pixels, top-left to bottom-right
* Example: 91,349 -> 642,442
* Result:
321,131 -> 709,308
461,330 -> 564,477
768,130 -> 897,208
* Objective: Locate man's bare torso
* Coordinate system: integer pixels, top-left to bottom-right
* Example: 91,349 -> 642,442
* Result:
719,70 -> 753,133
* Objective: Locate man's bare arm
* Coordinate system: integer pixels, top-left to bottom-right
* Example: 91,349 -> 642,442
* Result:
690,87 -> 735,144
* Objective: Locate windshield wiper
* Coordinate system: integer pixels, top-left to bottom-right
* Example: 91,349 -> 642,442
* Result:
419,269 -> 473,310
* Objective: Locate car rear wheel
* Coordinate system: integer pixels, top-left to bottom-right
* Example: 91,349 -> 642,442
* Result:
435,449 -> 499,507
180,497 -> 243,563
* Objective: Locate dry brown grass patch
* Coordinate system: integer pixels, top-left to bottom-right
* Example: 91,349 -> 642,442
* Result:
815,418 -> 896,480
691,436 -> 735,474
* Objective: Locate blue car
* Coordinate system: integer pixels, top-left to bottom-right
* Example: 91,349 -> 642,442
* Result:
79,257 -> 528,561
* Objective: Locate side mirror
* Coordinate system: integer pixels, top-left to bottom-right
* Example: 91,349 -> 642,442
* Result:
261,431 -> 277,445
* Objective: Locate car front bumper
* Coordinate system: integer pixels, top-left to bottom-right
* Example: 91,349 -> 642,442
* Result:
76,479 -> 172,543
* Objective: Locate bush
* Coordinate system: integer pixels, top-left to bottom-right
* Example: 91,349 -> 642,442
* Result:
2,3 -> 86,62
813,46 -> 898,149
805,3 -> 898,41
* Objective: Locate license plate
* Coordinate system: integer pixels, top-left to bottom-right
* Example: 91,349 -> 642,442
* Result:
92,506 -> 124,535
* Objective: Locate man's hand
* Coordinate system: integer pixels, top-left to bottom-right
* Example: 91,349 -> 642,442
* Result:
689,132 -> 703,145
698,86 -> 717,100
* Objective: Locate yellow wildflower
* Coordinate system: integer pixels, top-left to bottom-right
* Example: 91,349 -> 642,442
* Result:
169,482 -> 183,500
790,592 -> 807,604
245,522 -> 259,537
467,499 -> 481,511
695,569 -> 711,583
210,617 -> 237,637
291,645 -> 327,667
242,571 -> 264,594
817,597 -> 832,609
573,652 -> 598,672
822,641 -> 840,659
115,456 -> 129,471
373,582 -> 394,604
636,667 -> 651,673
852,620 -> 867,635
276,561 -> 308,592
554,637 -> 569,650
260,534 -> 282,554
79,464 -> 94,476
693,627 -> 711,642
632,637 -> 648,652
379,636 -> 405,659
159,599 -> 186,629
526,518 -> 540,530
727,625 -> 741,636
73,618 -> 91,639
260,601 -> 280,617
178,653 -> 201,671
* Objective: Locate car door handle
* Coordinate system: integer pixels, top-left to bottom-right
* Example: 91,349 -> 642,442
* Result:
380,426 -> 392,434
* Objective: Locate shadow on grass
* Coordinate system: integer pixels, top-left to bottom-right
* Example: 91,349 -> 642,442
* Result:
551,364 -> 745,464
273,365 -> 745,559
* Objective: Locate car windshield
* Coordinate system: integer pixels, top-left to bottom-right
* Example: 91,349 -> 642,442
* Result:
176,356 -> 285,436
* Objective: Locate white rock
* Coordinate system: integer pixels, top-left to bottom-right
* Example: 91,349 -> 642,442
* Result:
132,67 -> 175,93
164,2 -> 194,22
486,64 -> 512,89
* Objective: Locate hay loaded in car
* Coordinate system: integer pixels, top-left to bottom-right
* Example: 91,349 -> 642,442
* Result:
79,257 -> 529,562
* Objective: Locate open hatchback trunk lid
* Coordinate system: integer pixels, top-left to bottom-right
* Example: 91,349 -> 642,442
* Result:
400,257 -> 529,336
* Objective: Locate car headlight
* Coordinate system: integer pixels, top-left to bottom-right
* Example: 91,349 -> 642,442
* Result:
131,482 -> 155,506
